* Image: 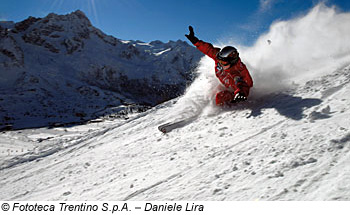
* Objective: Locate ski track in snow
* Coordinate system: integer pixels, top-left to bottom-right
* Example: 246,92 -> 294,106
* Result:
0,65 -> 350,201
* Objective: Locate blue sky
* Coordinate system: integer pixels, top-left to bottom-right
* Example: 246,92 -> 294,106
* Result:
1,0 -> 350,45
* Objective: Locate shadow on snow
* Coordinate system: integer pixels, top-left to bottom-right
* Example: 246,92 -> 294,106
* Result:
246,93 -> 323,120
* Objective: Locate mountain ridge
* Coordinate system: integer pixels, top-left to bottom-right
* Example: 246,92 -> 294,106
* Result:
0,10 -> 203,130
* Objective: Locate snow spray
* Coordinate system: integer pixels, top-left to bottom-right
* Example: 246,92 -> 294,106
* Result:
241,3 -> 350,96
163,3 -> 350,121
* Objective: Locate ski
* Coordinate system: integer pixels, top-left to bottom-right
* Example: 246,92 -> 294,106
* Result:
158,115 -> 200,134
158,120 -> 187,133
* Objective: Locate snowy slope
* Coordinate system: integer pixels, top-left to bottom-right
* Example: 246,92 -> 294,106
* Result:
0,64 -> 349,201
0,11 -> 202,130
0,4 -> 350,201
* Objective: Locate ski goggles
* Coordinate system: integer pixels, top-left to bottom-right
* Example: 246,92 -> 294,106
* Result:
218,59 -> 230,66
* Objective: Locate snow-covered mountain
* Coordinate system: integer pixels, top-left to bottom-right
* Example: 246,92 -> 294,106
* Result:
0,4 -> 350,201
0,10 -> 202,130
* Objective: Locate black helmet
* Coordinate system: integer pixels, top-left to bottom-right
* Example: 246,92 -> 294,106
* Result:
217,46 -> 239,65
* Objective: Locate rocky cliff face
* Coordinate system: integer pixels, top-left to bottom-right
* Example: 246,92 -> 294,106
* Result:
0,10 -> 203,129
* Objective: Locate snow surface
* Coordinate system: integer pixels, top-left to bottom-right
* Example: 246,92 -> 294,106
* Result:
1,3 -> 350,201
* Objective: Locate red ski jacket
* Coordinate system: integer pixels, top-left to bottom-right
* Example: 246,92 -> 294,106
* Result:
194,40 -> 253,95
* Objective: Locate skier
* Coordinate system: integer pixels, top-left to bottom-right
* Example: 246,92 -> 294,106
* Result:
185,26 -> 253,106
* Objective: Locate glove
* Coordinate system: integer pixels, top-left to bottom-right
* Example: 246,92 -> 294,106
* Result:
185,26 -> 199,44
232,92 -> 247,103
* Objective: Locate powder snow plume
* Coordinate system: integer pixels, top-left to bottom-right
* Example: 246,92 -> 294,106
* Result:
162,3 -> 350,122
160,57 -> 220,122
242,3 -> 350,96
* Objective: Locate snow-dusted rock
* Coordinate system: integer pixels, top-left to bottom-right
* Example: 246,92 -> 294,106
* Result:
0,10 -> 202,129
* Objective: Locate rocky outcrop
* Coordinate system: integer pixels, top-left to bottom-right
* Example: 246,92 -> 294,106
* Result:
0,10 -> 203,129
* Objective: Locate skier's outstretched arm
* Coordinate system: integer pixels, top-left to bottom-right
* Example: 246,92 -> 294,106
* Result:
185,26 -> 220,60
